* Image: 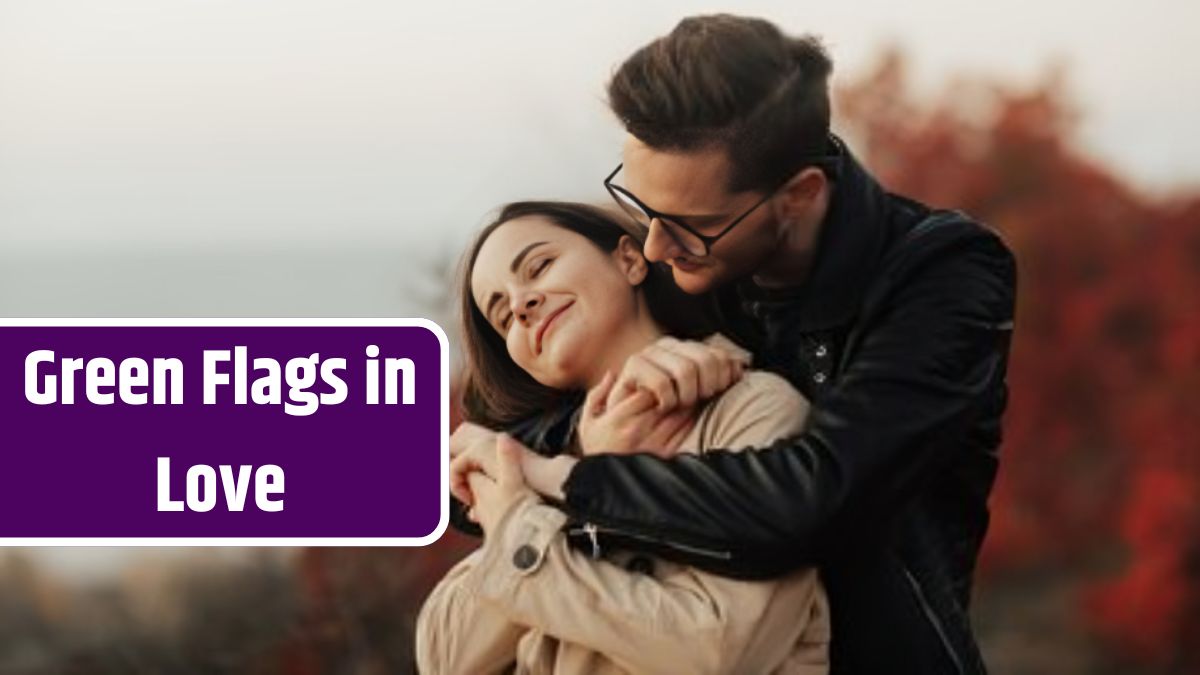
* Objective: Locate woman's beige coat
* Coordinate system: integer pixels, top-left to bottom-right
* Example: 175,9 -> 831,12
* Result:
417,365 -> 830,675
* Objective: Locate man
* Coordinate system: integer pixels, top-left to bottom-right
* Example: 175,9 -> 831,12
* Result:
453,14 -> 1015,674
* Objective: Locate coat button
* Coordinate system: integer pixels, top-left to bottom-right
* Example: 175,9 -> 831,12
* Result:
814,344 -> 828,358
813,372 -> 827,384
512,544 -> 540,571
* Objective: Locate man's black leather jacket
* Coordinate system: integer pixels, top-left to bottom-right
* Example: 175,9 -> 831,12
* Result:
551,137 -> 1016,674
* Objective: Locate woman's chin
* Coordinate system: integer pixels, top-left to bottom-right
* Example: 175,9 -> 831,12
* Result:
537,331 -> 589,388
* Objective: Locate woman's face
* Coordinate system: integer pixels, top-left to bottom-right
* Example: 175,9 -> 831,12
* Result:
470,215 -> 647,390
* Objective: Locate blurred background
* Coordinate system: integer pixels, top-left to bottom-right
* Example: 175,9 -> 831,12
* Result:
2,1 -> 1198,673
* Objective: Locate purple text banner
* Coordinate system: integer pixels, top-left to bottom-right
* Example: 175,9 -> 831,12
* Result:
0,319 -> 448,545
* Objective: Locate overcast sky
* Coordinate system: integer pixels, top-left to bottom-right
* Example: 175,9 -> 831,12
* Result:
1,0 -> 1198,253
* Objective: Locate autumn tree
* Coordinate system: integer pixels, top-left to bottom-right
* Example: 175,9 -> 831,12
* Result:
839,49 -> 1200,672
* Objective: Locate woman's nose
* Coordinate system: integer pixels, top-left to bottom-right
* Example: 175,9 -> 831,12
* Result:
512,291 -> 545,326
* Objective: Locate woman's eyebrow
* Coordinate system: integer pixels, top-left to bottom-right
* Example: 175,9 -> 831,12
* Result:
484,293 -> 503,323
510,241 -> 548,272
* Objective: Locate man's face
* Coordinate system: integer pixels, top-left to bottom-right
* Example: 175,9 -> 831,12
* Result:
618,134 -> 783,294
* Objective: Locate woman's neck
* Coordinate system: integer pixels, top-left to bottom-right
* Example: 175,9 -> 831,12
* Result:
584,315 -> 664,390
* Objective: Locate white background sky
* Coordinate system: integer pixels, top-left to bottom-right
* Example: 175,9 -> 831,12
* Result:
2,0 -> 1198,252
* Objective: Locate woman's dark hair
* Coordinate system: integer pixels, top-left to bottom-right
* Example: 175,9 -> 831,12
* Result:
459,200 -> 717,430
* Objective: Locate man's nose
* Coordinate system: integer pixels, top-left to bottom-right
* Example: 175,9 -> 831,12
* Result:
512,291 -> 545,326
644,218 -> 683,263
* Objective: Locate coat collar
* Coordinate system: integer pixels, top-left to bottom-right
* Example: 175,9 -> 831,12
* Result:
738,133 -> 894,333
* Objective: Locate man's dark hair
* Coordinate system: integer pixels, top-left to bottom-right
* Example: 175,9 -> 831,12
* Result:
608,14 -> 833,193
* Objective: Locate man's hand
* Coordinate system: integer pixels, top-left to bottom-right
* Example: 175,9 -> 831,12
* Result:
609,336 -> 748,413
579,371 -> 697,457
464,434 -> 533,535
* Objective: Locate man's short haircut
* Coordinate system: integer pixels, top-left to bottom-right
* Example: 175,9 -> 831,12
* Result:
608,14 -> 833,193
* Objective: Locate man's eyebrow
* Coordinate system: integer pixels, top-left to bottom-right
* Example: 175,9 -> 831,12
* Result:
481,241 -> 550,323
650,211 -> 728,232
643,200 -> 727,225
676,213 -> 728,226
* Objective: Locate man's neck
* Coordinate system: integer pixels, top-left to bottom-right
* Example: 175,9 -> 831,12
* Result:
750,181 -> 835,290
752,249 -> 816,290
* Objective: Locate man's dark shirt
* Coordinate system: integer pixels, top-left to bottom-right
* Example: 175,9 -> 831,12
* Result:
554,136 -> 1016,674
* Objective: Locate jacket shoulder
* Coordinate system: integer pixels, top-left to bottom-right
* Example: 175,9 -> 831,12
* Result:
872,209 -> 1016,308
891,209 -> 1014,274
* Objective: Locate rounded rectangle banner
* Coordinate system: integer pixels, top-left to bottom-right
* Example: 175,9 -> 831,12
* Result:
0,318 -> 448,546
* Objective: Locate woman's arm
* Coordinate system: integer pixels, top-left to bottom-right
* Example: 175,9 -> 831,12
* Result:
462,494 -> 824,675
415,549 -> 526,675
458,375 -> 825,675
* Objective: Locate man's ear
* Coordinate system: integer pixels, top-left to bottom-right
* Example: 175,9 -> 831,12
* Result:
613,235 -> 650,285
772,166 -> 828,225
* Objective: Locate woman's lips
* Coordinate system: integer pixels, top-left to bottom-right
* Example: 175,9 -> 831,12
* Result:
536,301 -> 574,355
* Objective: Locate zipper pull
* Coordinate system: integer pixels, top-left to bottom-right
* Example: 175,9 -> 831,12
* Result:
567,522 -> 604,559
583,522 -> 602,559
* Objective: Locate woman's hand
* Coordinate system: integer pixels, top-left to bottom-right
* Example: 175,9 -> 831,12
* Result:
450,422 -> 503,507
452,421 -> 576,503
609,336 -> 748,413
578,371 -> 698,457
463,434 -> 534,535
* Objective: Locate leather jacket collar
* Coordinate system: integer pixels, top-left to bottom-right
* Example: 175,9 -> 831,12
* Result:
741,134 -> 895,332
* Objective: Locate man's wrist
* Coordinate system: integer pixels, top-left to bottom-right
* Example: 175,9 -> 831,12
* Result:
522,453 -> 577,502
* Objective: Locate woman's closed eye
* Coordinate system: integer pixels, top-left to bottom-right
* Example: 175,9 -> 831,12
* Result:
493,257 -> 555,333
528,256 -> 553,278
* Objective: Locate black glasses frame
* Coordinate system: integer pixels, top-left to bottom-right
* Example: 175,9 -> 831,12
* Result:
602,152 -> 841,256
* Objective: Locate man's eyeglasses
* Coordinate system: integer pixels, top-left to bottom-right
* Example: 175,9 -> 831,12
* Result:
603,153 -> 840,258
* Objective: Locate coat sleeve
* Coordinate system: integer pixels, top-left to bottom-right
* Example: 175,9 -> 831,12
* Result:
696,370 -> 811,452
560,231 -> 1017,578
455,382 -> 825,675
461,495 -> 826,675
415,549 -> 526,675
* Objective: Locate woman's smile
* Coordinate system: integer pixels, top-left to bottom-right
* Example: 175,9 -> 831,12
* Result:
470,212 -> 661,389
536,300 -> 575,355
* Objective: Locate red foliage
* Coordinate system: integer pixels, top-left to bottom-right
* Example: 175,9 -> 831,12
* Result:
838,49 -> 1200,669
1086,469 -> 1199,667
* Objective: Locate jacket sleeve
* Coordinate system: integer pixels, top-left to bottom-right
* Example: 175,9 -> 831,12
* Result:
561,231 -> 1017,578
461,495 -> 826,675
415,549 -> 526,675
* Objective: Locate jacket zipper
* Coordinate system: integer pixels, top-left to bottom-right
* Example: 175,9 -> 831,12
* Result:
568,521 -> 734,561
567,523 -> 603,559
900,564 -> 967,675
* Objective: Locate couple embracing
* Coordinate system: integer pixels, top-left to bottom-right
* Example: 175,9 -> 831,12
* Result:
418,14 -> 1015,675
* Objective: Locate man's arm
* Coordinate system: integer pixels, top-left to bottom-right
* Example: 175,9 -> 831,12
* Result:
556,230 -> 1016,578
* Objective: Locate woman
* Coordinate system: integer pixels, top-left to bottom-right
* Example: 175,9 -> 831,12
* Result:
417,201 -> 829,674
